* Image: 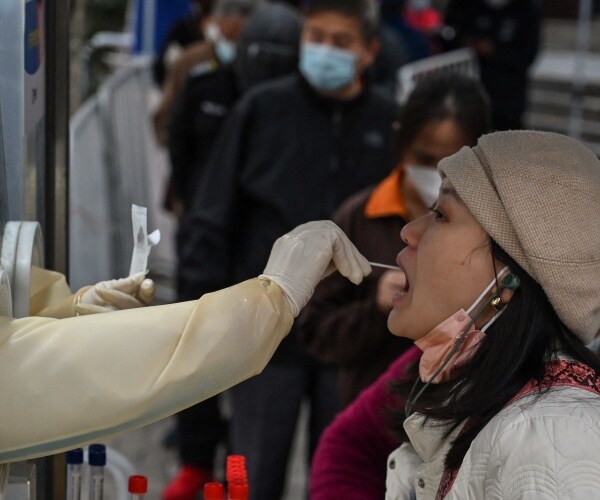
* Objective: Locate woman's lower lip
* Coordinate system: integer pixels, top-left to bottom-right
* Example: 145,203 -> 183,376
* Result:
392,291 -> 408,307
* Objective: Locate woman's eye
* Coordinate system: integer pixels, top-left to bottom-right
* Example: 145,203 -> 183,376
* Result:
429,208 -> 445,220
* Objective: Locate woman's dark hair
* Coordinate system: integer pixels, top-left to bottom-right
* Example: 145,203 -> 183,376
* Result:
391,239 -> 600,469
396,73 -> 492,160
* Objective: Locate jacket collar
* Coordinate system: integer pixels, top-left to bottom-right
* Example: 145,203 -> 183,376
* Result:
364,166 -> 407,219
403,412 -> 465,462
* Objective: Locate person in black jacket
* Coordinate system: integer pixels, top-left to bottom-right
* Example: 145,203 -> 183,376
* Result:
440,0 -> 542,130
168,3 -> 304,212
153,0 -> 213,86
163,5 -> 304,500
177,1 -> 400,498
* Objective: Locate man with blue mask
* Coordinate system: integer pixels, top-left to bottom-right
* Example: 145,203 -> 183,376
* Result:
299,0 -> 379,99
178,1 -> 400,498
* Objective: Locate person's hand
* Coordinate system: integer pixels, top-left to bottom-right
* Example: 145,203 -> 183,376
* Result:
74,273 -> 156,315
260,221 -> 371,317
376,270 -> 407,313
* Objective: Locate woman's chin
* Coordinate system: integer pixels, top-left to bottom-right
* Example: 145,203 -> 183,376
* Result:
387,311 -> 428,340
387,312 -> 410,339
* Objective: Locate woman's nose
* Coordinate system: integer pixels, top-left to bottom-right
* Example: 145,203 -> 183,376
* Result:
400,214 -> 428,248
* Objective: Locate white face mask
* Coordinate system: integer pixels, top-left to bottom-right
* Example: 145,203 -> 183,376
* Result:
404,164 -> 442,207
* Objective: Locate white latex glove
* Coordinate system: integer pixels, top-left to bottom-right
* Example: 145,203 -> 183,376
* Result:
259,220 -> 372,317
74,272 -> 156,315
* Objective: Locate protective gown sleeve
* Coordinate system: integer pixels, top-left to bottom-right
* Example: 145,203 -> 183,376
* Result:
0,277 -> 292,462
28,266 -> 86,319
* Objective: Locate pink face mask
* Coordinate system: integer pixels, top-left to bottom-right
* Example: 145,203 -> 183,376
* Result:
415,267 -> 510,384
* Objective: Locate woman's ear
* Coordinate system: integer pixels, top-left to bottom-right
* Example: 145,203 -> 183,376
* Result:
499,287 -> 515,305
499,273 -> 520,305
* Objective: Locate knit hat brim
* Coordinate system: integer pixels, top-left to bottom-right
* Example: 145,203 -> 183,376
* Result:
439,131 -> 600,344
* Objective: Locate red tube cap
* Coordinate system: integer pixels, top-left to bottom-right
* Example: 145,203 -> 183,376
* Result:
128,475 -> 148,494
229,483 -> 249,500
204,482 -> 225,499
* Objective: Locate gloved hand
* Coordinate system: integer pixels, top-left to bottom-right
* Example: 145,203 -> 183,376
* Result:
74,273 -> 156,315
259,221 -> 371,317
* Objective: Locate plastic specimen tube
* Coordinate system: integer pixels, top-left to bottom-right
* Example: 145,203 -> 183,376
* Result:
204,482 -> 225,500
88,444 -> 106,500
66,448 -> 83,500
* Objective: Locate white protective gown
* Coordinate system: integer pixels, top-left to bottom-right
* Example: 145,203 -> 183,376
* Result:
0,276 -> 292,462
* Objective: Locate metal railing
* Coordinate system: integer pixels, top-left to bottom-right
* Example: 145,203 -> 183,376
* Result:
396,48 -> 480,104
69,58 -> 176,293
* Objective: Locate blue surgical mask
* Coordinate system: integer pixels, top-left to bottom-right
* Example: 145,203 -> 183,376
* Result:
215,38 -> 237,65
299,42 -> 358,91
206,22 -> 237,65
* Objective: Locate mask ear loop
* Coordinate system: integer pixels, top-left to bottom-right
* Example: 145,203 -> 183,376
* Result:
404,266 -> 511,418
466,266 -> 509,315
481,307 -> 505,333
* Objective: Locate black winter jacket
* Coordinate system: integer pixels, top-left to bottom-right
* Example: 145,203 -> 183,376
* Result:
177,73 -> 400,361
168,63 -> 239,210
443,0 -> 541,129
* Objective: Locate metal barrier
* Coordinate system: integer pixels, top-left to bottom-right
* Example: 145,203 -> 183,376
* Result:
97,60 -> 154,278
69,58 -> 176,292
396,48 -> 480,104
69,98 -> 116,290
526,50 -> 600,157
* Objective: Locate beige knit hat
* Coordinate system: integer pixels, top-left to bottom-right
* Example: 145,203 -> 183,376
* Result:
438,130 -> 600,344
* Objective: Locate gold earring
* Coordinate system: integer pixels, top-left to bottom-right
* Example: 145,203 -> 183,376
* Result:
491,296 -> 502,312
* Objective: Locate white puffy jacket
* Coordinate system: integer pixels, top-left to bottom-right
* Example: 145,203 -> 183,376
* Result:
386,378 -> 600,499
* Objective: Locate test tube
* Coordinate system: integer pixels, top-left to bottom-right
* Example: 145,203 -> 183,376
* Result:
226,455 -> 248,500
128,475 -> 148,500
204,482 -> 225,500
228,483 -> 249,500
88,444 -> 106,500
66,448 -> 83,500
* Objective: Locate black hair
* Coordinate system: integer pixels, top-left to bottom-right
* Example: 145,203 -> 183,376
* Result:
397,73 -> 492,160
304,0 -> 379,42
196,0 -> 216,15
391,239 -> 600,469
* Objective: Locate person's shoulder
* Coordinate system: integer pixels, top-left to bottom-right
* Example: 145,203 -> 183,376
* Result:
333,188 -> 374,222
454,387 -> 600,496
228,73 -> 301,118
331,186 -> 374,237
187,59 -> 220,81
362,87 -> 401,116
174,41 -> 215,75
476,386 -> 600,451
243,73 -> 302,102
